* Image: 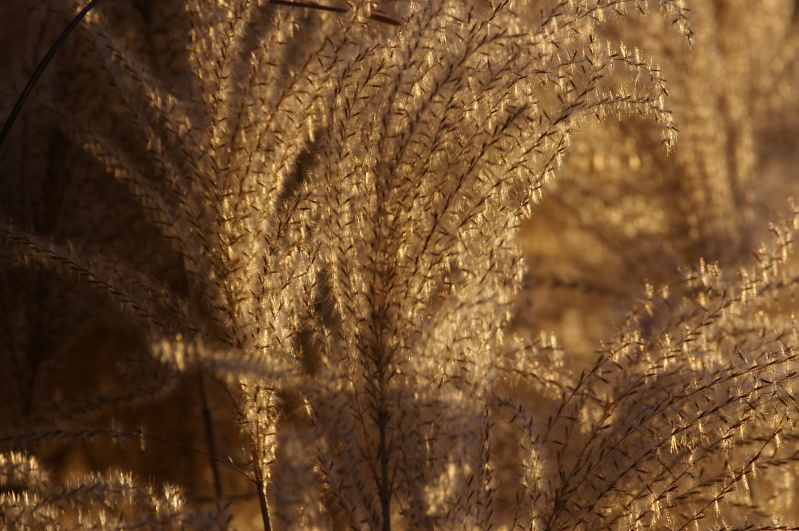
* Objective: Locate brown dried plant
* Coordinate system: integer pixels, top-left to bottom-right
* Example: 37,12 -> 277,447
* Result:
2,0 -> 799,529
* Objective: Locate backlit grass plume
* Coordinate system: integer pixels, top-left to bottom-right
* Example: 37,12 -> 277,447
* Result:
3,0 -> 799,529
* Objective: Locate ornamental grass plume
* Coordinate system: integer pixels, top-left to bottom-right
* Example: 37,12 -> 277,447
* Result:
2,0 -> 799,529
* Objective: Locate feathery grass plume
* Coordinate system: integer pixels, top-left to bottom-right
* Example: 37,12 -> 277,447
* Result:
518,0 -> 799,358
499,208 -> 799,529
3,0 -> 799,529
5,0 -> 391,526
0,451 -> 227,529
299,0 -> 687,527
43,0 -> 387,526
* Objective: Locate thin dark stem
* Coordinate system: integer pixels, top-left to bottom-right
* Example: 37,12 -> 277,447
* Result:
198,368 -> 224,499
379,403 -> 391,531
270,0 -> 401,25
271,0 -> 348,14
251,445 -> 272,531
